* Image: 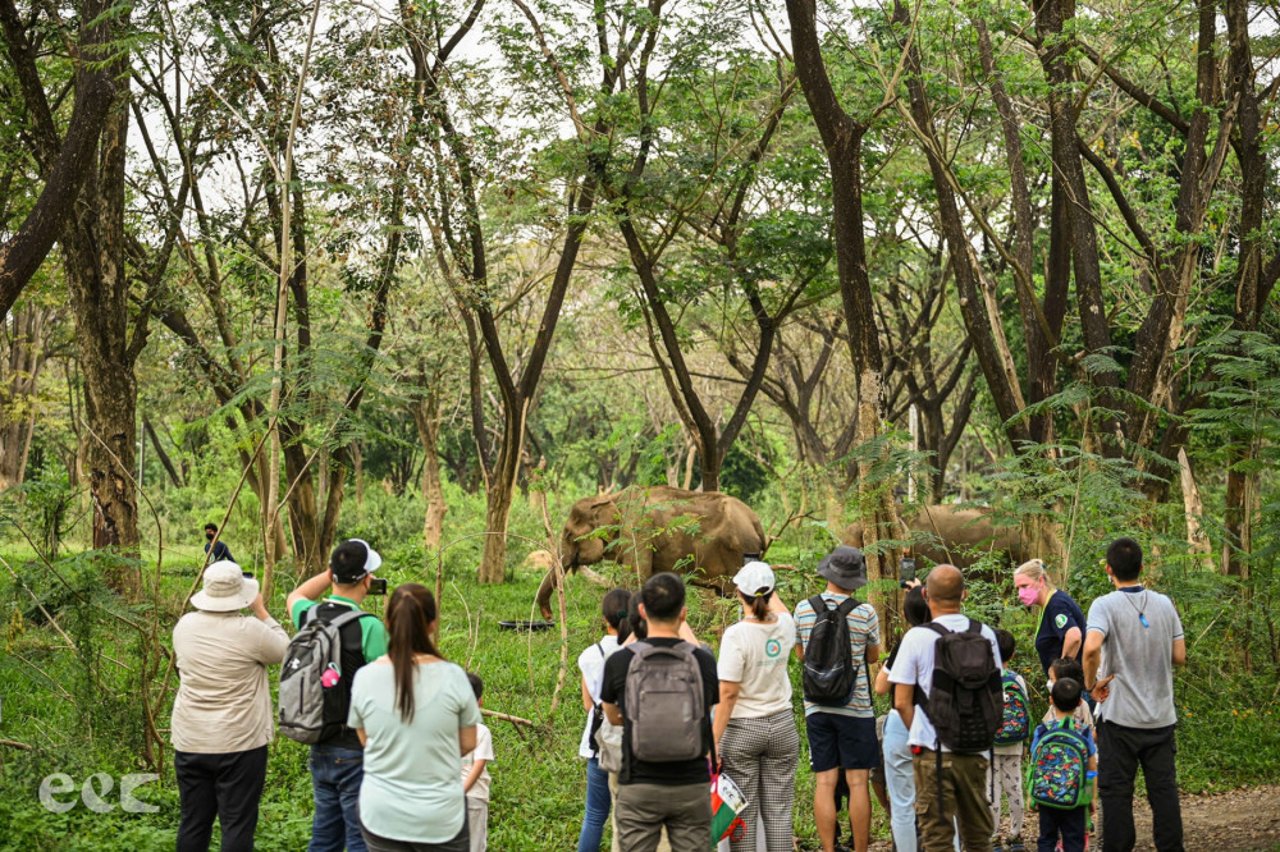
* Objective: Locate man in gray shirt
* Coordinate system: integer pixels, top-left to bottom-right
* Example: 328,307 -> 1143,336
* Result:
1083,537 -> 1186,852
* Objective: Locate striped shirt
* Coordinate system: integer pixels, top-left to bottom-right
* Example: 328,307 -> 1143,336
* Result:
794,593 -> 880,718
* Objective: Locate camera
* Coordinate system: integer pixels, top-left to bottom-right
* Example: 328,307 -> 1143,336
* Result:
368,577 -> 388,596
898,557 -> 917,588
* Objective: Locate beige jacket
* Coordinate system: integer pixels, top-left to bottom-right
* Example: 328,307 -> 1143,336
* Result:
171,610 -> 290,753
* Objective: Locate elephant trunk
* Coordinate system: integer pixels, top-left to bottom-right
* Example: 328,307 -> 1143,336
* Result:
535,547 -> 577,620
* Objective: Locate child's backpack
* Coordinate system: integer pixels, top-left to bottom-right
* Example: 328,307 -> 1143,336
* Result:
915,619 -> 1003,753
993,670 -> 1031,745
1027,718 -> 1093,810
279,608 -> 373,744
801,595 -> 860,705
623,641 -> 706,763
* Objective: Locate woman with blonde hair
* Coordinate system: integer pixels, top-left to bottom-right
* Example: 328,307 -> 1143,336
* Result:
1013,558 -> 1086,675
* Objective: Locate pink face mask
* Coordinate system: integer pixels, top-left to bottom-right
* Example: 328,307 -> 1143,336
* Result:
1017,585 -> 1040,607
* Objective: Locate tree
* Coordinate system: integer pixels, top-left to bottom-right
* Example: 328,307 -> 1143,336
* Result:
784,0 -> 902,584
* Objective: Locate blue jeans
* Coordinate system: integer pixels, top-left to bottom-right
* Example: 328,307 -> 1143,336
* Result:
309,745 -> 367,852
883,710 -> 918,852
576,757 -> 611,852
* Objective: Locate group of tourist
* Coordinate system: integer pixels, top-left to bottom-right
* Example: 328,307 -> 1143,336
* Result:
169,530 -> 1186,852
172,539 -> 492,852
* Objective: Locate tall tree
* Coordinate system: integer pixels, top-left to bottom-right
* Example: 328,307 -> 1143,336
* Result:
784,0 -> 901,584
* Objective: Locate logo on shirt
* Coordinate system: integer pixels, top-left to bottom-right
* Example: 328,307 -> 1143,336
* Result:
1055,614 -> 1069,630
765,638 -> 782,659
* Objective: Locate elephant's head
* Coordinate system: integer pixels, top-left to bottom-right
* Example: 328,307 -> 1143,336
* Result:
535,494 -> 619,618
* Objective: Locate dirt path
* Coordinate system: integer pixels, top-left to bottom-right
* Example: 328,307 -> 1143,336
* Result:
864,785 -> 1280,851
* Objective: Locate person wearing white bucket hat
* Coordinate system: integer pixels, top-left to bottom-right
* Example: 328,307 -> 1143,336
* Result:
287,538 -> 390,852
172,560 -> 289,851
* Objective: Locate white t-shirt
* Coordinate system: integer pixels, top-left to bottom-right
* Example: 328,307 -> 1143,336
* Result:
717,613 -> 796,719
888,614 -> 1002,750
461,722 -> 495,801
576,635 -> 620,758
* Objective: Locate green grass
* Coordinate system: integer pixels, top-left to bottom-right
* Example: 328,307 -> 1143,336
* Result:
1,542 -> 1277,850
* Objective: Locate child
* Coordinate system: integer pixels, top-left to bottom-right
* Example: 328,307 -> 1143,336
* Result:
992,629 -> 1029,852
1030,678 -> 1097,852
462,672 -> 494,852
1044,658 -> 1095,728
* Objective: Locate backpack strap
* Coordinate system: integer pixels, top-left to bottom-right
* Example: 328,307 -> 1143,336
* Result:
327,608 -> 375,631
913,622 -> 953,708
964,617 -> 982,636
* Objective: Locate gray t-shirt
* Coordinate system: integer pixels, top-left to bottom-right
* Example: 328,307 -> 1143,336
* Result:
349,660 -> 481,843
1086,587 -> 1183,728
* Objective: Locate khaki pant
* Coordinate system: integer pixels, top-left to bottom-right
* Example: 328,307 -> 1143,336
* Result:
614,781 -> 708,852
609,772 -> 671,852
912,750 -> 994,852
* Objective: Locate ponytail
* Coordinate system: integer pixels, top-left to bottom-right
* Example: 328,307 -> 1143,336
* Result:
386,583 -> 441,723
746,593 -> 770,621
603,587 -> 633,643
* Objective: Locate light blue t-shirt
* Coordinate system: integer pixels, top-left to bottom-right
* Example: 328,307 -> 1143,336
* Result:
349,660 -> 481,843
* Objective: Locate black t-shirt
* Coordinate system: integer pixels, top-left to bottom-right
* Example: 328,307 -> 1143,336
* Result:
600,637 -> 719,786
204,539 -> 233,563
1035,590 -> 1086,673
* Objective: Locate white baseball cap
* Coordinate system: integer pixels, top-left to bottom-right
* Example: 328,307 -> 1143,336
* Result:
733,561 -> 776,597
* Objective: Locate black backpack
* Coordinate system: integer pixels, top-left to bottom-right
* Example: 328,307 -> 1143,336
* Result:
802,594 -> 861,706
915,618 -> 1002,753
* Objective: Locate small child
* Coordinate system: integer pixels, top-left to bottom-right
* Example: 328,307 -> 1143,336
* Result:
1044,658 -> 1095,729
1030,678 -> 1097,852
992,629 -> 1029,852
462,672 -> 494,852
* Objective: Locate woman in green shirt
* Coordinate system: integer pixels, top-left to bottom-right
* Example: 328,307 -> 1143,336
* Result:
349,584 -> 481,851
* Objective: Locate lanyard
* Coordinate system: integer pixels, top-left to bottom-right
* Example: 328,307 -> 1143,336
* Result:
1034,591 -> 1049,641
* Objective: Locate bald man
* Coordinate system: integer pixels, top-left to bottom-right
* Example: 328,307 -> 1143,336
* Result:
889,565 -> 1003,852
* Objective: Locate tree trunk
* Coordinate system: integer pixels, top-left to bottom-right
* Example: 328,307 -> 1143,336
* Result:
0,304 -> 53,490
62,76 -> 140,595
478,406 -> 523,584
413,396 -> 447,551
143,416 -> 182,488
786,0 -> 900,627
1221,0 -> 1266,579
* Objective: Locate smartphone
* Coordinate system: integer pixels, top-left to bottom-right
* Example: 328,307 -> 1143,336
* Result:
368,577 -> 388,596
898,557 -> 917,588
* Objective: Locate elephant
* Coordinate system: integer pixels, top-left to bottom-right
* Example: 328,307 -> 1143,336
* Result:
535,486 -> 767,619
843,504 -> 1032,570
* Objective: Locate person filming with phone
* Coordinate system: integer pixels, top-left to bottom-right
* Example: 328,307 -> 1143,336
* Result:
286,538 -> 390,852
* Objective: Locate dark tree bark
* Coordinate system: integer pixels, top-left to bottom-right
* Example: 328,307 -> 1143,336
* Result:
143,416 -> 183,488
1221,0 -> 1271,577
0,0 -> 117,317
785,0 -> 901,595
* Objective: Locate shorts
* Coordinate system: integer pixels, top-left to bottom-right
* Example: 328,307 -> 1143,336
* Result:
806,712 -> 878,772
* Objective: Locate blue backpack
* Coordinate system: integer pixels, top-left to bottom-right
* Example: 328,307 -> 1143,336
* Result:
993,671 -> 1030,745
1027,718 -> 1093,810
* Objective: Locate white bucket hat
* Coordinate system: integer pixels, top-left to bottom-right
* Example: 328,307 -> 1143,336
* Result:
191,560 -> 258,612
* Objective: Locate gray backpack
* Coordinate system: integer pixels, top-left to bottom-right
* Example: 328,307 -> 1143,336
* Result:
624,641 -> 706,763
279,608 -> 371,744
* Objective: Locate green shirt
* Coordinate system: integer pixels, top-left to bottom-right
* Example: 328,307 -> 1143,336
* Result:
290,595 -> 388,662
348,660 -> 481,843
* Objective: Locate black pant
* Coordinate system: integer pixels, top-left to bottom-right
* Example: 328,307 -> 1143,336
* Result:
360,813 -> 469,852
1038,806 -> 1086,852
176,746 -> 268,852
1097,721 -> 1184,852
